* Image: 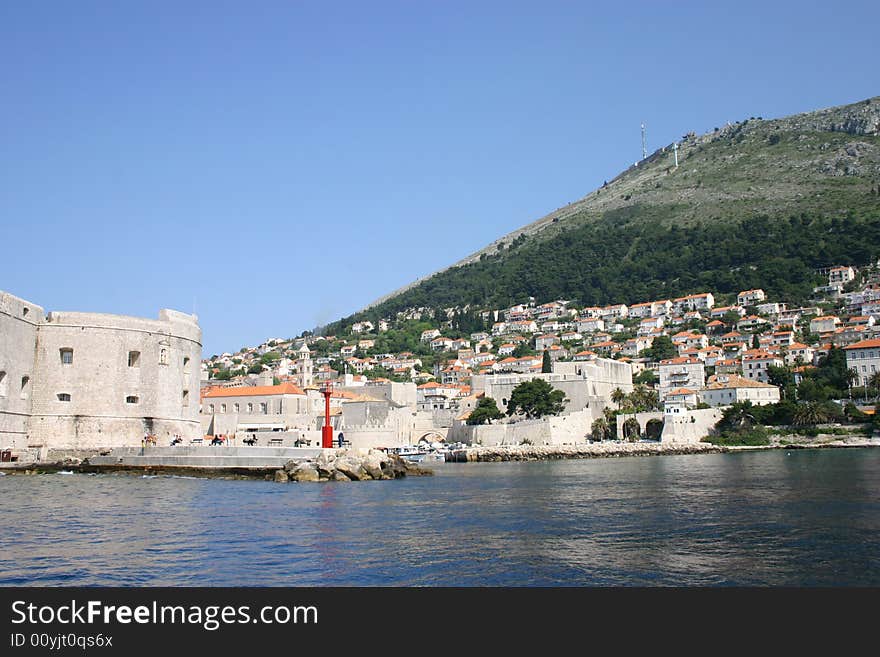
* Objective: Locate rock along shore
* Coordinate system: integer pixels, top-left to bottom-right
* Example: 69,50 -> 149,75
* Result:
274,448 -> 433,483
446,442 -> 723,462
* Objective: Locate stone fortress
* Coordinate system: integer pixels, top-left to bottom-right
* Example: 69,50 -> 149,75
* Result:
0,290 -> 202,458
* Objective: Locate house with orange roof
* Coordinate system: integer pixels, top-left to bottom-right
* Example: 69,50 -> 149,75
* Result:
576,317 -> 605,333
715,358 -> 741,375
573,350 -> 597,361
741,350 -> 783,383
702,374 -> 780,407
810,315 -> 840,334
535,334 -> 559,351
847,315 -> 876,328
844,338 -> 880,387
665,387 -> 700,408
658,357 -> 705,398
710,305 -> 745,319
627,301 -> 655,319
428,336 -> 453,352
706,319 -> 726,335
672,292 -> 714,313
828,266 -> 855,286
831,325 -> 870,347
496,341 -> 516,357
737,315 -> 770,331
737,289 -> 766,307
201,382 -> 318,439
783,343 -> 815,366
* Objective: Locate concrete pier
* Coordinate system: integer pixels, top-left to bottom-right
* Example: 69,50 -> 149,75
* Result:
87,445 -> 322,469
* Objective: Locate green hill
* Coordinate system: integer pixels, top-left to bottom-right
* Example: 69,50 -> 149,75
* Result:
329,96 -> 880,332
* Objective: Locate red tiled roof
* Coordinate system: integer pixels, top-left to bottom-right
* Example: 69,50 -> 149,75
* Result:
204,383 -> 305,398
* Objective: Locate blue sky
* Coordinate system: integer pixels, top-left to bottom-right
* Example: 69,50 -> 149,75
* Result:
2,1 -> 877,355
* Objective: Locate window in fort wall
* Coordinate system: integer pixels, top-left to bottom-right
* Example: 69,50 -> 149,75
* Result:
57,393 -> 71,402
0,371 -> 6,397
128,351 -> 140,367
159,348 -> 169,365
60,348 -> 73,365
183,357 -> 191,373
20,376 -> 30,400
126,396 -> 139,404
182,390 -> 190,407
233,403 -> 239,412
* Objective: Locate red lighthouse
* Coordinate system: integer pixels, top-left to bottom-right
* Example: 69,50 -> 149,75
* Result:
320,381 -> 334,449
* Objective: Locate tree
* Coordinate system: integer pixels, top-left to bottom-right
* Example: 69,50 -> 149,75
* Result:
752,334 -> 761,349
506,379 -> 568,419
591,417 -> 611,441
716,401 -> 758,433
541,350 -> 552,373
643,335 -> 676,361
792,401 -> 828,427
611,387 -> 627,410
467,397 -> 505,425
513,343 -> 535,358
247,363 -> 264,374
622,417 -> 641,441
633,369 -> 658,385
722,309 -> 743,327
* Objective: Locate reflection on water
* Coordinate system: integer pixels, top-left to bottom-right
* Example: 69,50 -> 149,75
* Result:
1,449 -> 879,586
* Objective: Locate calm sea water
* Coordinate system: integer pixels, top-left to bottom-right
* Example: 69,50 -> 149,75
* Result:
1,449 -> 879,586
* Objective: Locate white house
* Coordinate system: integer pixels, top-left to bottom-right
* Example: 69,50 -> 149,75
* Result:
741,350 -> 783,383
844,338 -> 880,387
658,357 -> 706,399
420,329 -> 442,343
702,374 -> 780,407
810,316 -> 840,334
534,334 -> 559,351
576,317 -> 605,334
828,266 -> 855,286
673,293 -> 714,313
737,289 -> 766,307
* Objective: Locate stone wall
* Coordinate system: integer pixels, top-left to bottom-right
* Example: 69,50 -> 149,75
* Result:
467,410 -> 592,446
0,292 -> 43,449
661,408 -> 723,444
0,289 -> 202,451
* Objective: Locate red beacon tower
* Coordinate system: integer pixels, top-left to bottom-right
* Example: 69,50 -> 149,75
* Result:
320,381 -> 334,449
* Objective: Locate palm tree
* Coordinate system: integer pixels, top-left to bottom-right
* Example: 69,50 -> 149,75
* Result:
611,387 -> 626,411
591,417 -> 610,442
869,371 -> 880,400
792,401 -> 827,427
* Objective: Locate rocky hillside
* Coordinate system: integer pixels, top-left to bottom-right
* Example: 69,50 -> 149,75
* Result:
332,96 -> 880,329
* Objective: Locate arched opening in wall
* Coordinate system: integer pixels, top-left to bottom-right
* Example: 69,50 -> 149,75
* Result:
22,307 -> 29,317
128,351 -> 140,367
645,418 -> 664,441
182,390 -> 190,407
159,348 -> 169,365
0,371 -> 7,398
233,403 -> 239,413
126,396 -> 139,404
183,357 -> 191,373
57,393 -> 71,402
20,376 -> 30,400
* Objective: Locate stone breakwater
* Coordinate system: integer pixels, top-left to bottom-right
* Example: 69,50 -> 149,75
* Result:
446,442 -> 723,462
274,448 -> 433,483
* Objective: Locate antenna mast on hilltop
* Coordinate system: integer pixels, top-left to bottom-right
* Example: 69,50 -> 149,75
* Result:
641,123 -> 648,161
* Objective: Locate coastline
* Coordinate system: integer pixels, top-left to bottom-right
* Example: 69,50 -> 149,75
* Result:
1,436 -> 877,477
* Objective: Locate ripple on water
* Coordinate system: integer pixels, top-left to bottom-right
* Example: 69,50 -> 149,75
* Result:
1,450 -> 880,585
